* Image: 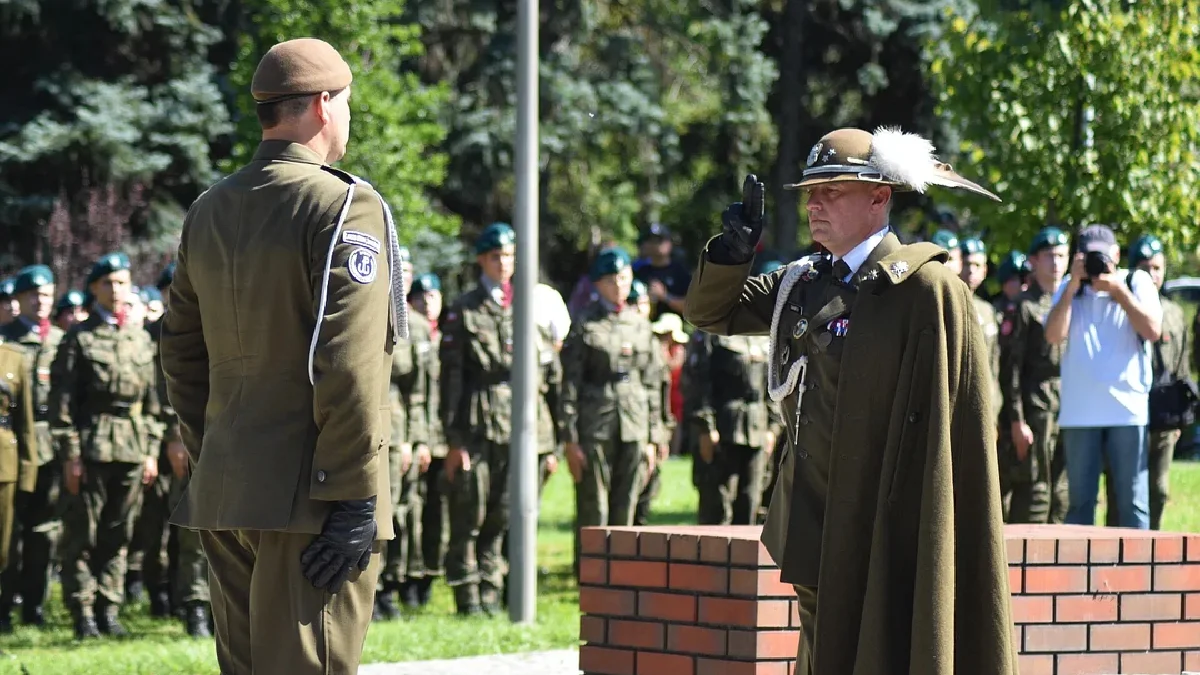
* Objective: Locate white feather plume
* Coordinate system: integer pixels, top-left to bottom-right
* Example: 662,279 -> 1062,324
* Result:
869,126 -> 939,193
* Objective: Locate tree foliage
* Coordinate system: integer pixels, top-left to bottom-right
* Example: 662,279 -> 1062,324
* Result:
932,0 -> 1200,256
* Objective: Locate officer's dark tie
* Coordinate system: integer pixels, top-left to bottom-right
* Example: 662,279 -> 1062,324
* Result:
832,259 -> 852,283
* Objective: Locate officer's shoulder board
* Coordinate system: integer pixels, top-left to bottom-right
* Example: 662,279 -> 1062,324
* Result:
320,165 -> 371,188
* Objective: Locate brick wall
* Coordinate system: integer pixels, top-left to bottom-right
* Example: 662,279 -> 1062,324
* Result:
577,524 -> 1200,675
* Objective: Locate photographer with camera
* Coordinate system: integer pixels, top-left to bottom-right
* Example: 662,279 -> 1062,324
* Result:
1045,225 -> 1162,530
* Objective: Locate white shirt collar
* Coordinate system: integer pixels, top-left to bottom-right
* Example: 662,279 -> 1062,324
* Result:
832,226 -> 889,281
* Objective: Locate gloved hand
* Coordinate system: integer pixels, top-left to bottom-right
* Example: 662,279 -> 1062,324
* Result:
300,497 -> 377,594
718,174 -> 766,263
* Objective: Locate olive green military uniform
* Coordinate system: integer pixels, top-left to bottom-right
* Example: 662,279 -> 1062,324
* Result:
50,310 -> 162,625
0,343 -> 38,572
999,280 -> 1068,524
634,342 -> 672,526
380,320 -> 426,603
688,332 -> 772,525
415,311 -> 449,584
993,294 -> 1021,519
972,296 -> 1002,417
130,316 -> 172,612
439,280 -> 560,611
560,299 -> 665,559
0,318 -> 64,626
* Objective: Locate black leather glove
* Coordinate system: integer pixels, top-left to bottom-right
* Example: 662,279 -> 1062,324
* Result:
300,496 -> 377,594
716,174 -> 766,263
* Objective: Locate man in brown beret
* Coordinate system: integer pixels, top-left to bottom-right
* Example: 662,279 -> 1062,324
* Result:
685,127 -> 1016,675
161,37 -> 409,674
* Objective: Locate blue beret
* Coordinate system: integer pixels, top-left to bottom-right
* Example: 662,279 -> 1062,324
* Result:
590,247 -> 632,281
475,222 -> 516,255
86,252 -> 131,287
1128,234 -> 1164,268
411,273 -> 441,294
13,265 -> 55,294
997,251 -> 1030,283
638,223 -> 671,244
931,229 -> 959,251
959,237 -> 987,256
0,278 -> 13,299
628,279 -> 648,302
139,286 -> 163,303
55,290 -> 85,313
1029,227 -> 1070,255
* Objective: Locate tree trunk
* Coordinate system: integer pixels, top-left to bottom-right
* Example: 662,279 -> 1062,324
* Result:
771,0 -> 805,257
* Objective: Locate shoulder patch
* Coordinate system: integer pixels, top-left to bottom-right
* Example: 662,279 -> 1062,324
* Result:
347,248 -> 377,284
342,229 -> 381,254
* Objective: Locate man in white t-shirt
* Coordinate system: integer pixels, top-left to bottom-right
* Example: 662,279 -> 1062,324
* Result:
1044,224 -> 1162,529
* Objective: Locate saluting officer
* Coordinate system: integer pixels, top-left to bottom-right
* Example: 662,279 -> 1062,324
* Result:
0,265 -> 63,631
684,127 -> 1015,675
409,273 -> 447,606
560,247 -> 665,568
161,38 -> 407,674
0,343 -> 37,601
50,252 -> 162,639
1000,227 -> 1070,524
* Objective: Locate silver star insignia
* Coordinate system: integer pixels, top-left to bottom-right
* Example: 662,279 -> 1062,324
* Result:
890,261 -> 909,277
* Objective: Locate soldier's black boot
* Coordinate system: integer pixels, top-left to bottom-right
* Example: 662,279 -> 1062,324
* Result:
73,610 -> 100,640
125,572 -> 144,604
414,577 -> 434,607
453,584 -> 481,616
479,583 -> 501,616
374,590 -> 399,621
96,604 -> 128,637
399,579 -> 420,608
149,585 -> 172,618
184,602 -> 211,638
0,610 -> 11,635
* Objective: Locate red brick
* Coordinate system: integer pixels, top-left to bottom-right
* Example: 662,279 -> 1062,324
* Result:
609,620 -> 665,650
1012,625 -> 1022,652
1090,538 -> 1120,563
1089,623 -> 1150,651
670,534 -> 700,561
1006,538 -> 1024,565
1155,564 -> 1200,591
580,557 -> 608,585
609,561 -> 668,588
1155,536 -> 1185,562
580,645 -> 634,675
1009,595 -> 1053,624
727,629 -> 800,659
1026,539 -> 1056,563
637,652 -> 693,675
700,537 -> 731,564
1121,593 -> 1182,621
1024,624 -> 1087,653
699,598 -> 790,629
1090,565 -> 1151,593
638,591 -> 697,623
1153,621 -> 1200,650
670,564 -> 729,594
639,532 -> 669,560
581,529 -> 609,556
1122,536 -> 1153,563
1057,653 -> 1118,675
610,530 -> 639,557
1057,538 -> 1088,564
1188,535 -> 1200,562
1017,654 -> 1053,675
696,659 -> 788,675
581,616 -> 606,643
790,601 -> 800,628
730,539 -> 772,566
1120,651 -> 1181,674
581,588 -> 637,617
729,568 -> 793,598
667,625 -> 727,656
1025,566 -> 1087,594
1055,594 -> 1118,623
1187,593 -> 1200,620
1186,651 -> 1200,672
1008,566 -> 1023,593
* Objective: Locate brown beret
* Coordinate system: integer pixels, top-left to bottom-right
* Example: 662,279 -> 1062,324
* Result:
251,38 -> 353,103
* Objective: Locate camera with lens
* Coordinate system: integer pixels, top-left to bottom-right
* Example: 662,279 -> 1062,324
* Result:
1083,250 -> 1114,281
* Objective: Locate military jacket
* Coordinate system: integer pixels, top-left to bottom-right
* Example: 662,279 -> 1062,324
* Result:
0,343 -> 37,490
999,281 -> 1061,425
993,295 -> 1020,423
48,313 -> 162,463
559,300 -> 665,446
686,333 -> 771,448
0,318 -> 65,465
146,317 -> 180,447
970,295 -> 1002,420
439,283 -> 560,450
1155,297 -> 1190,384
390,334 -> 419,449
412,311 -> 447,457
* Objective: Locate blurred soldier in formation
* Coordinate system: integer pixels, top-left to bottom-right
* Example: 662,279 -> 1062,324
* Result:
995,251 -> 1030,306
409,273 -> 446,606
0,342 -> 37,626
994,250 -> 1031,518
0,279 -> 16,328
51,252 -> 162,639
630,280 -> 668,526
1000,227 -> 1070,524
930,229 -> 962,276
0,265 -> 62,632
53,290 -> 88,333
959,237 -> 1001,420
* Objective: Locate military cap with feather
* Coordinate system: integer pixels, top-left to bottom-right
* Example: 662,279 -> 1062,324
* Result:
12,264 -> 54,294
475,222 -> 516,255
786,127 -> 1000,201
590,246 -> 632,281
86,252 -> 131,287
251,38 -> 353,104
1028,227 -> 1070,255
1128,234 -> 1164,268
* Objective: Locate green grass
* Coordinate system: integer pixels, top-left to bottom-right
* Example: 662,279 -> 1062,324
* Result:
3,458 -> 1197,674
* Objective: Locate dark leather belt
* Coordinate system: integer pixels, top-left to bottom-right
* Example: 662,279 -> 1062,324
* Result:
94,401 -> 137,415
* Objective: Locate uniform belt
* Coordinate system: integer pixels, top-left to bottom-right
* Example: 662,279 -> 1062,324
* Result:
606,371 -> 636,384
93,401 -> 141,416
477,372 -> 511,386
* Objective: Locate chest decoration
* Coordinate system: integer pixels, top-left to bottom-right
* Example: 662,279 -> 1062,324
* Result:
792,318 -> 809,339
766,258 -> 815,404
827,318 -> 850,338
890,261 -> 909,277
1000,320 -> 1012,336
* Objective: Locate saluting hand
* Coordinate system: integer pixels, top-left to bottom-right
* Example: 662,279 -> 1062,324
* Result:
718,174 -> 766,262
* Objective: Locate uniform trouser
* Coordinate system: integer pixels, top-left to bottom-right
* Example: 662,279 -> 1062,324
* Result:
135,471 -> 172,594
381,447 -> 422,589
446,441 -> 510,591
574,439 -> 645,569
60,461 -> 144,613
792,584 -> 818,675
168,473 -> 208,604
201,529 -> 382,675
1104,428 -> 1178,530
697,444 -> 767,526
0,482 -> 15,571
0,462 -> 59,613
421,457 -> 449,577
633,463 -> 661,527
1008,412 -> 1068,524
760,435 -> 787,525
995,422 -> 1013,522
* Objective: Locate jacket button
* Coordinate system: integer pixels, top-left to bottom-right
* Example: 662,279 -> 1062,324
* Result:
800,414 -> 810,425
797,449 -> 810,459
316,470 -> 327,483
907,412 -> 919,423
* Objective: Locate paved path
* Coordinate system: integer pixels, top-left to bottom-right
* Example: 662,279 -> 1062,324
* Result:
359,649 -> 580,675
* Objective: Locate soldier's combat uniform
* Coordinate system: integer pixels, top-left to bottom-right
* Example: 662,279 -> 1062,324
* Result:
0,265 -> 63,631
993,251 -> 1030,517
410,274 -> 447,606
1000,227 -> 1071,524
0,343 -> 37,593
51,252 -> 163,639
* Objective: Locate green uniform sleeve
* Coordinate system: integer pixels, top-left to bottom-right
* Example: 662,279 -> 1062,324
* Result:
687,334 -> 715,434
306,185 -> 392,502
12,350 -> 38,492
999,301 -> 1029,426
161,222 -> 210,463
401,339 -> 428,447
644,336 -> 667,446
48,330 -> 83,461
559,318 -> 584,446
439,303 -> 468,449
542,330 -> 564,454
683,236 -> 779,336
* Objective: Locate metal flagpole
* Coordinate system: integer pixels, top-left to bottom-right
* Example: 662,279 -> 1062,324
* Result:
509,0 -> 540,624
